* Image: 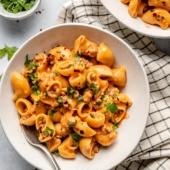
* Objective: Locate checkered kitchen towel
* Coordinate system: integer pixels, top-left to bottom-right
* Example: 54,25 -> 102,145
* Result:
56,0 -> 170,169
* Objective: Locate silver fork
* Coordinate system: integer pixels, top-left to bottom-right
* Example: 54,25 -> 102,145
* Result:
21,125 -> 61,170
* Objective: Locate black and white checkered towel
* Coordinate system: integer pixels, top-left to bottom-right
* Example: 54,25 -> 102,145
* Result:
56,0 -> 170,169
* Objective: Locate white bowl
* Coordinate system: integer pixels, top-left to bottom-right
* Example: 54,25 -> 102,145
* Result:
101,0 -> 170,39
0,23 -> 150,170
0,0 -> 41,20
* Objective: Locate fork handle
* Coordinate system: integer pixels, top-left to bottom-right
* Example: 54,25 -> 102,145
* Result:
39,145 -> 61,170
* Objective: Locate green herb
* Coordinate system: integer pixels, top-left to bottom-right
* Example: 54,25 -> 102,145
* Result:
73,142 -> 79,146
0,45 -> 18,60
56,97 -> 63,107
24,55 -> 33,67
67,118 -> 76,127
112,94 -> 117,99
44,90 -> 48,97
90,83 -> 99,94
53,71 -> 58,76
95,101 -> 102,106
77,95 -> 83,102
24,55 -> 39,71
74,53 -> 79,58
27,73 -> 40,95
67,86 -> 75,98
90,113 -> 95,117
0,0 -> 36,13
0,74 -> 2,81
53,151 -> 59,155
36,100 -> 41,104
105,103 -> 118,113
43,131 -> 49,137
113,124 -> 118,130
71,133 -> 82,140
100,94 -> 105,100
49,110 -> 56,117
46,126 -> 54,134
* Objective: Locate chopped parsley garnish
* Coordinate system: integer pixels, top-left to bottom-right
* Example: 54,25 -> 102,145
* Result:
90,113 -> 95,117
73,142 -> 79,146
95,101 -> 102,106
46,126 -> 54,134
71,133 -> 82,140
53,151 -> 59,155
36,100 -> 41,104
53,71 -> 58,76
112,94 -> 117,99
43,131 -> 49,137
49,110 -> 56,117
100,94 -> 105,100
27,73 -> 40,95
67,86 -> 75,98
77,95 -> 83,102
105,103 -> 118,113
0,44 -> 18,60
44,90 -> 48,97
0,0 -> 36,13
56,97 -> 63,107
90,83 -> 99,94
24,55 -> 33,67
113,124 -> 118,130
24,55 -> 39,71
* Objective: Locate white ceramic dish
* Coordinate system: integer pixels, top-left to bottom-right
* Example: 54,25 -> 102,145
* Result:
101,0 -> 170,39
0,23 -> 150,170
0,0 -> 41,20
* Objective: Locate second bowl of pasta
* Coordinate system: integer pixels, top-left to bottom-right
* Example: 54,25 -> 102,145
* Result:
0,23 -> 150,170
101,0 -> 170,38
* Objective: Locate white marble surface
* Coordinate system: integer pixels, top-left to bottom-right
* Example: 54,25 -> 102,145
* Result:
0,0 -> 68,169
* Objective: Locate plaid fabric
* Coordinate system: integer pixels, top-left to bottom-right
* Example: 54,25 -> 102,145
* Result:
56,0 -> 170,169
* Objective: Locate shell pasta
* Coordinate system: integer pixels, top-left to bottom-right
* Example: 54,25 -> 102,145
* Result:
11,35 -> 132,160
121,0 -> 170,29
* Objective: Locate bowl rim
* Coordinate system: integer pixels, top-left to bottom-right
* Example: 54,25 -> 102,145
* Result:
0,23 -> 150,170
0,0 -> 41,20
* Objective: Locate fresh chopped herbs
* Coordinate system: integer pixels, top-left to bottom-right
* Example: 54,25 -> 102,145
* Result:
53,71 -> 58,76
0,0 -> 36,13
53,151 -> 59,155
90,113 -> 95,117
71,133 -> 82,140
27,73 -> 40,95
73,142 -> 79,146
90,83 -> 99,94
56,97 -> 63,107
105,102 -> 118,113
36,99 -> 41,104
100,94 -> 105,100
24,55 -> 33,67
49,109 -> 56,117
46,126 -> 54,134
112,94 -> 117,99
24,55 -> 39,71
0,45 -> 18,60
67,119 -> 76,127
77,95 -> 83,102
67,86 -> 75,98
43,131 -> 49,137
95,101 -> 102,106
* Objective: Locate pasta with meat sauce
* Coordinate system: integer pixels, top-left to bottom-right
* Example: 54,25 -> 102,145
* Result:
121,0 -> 170,29
11,35 -> 132,160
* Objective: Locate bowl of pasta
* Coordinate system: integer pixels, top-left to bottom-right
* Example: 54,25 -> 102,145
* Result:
101,0 -> 170,38
0,23 -> 150,170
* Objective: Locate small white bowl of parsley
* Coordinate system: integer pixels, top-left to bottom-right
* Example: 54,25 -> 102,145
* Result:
0,0 -> 41,20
